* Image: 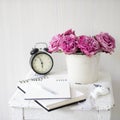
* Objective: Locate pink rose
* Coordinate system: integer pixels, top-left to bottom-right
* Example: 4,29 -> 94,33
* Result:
95,33 -> 115,53
48,29 -> 76,53
59,34 -> 78,54
48,34 -> 61,52
78,35 -> 100,56
64,29 -> 75,36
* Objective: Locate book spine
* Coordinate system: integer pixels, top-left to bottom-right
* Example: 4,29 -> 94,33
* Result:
47,99 -> 86,111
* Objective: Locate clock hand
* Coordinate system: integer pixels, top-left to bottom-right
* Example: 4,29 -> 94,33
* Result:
39,58 -> 43,68
41,62 -> 43,68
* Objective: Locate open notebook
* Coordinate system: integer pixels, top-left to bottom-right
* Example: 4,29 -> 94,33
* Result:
18,76 -> 71,100
17,75 -> 86,111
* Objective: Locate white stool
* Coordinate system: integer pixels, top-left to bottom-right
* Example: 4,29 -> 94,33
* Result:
9,72 -> 114,120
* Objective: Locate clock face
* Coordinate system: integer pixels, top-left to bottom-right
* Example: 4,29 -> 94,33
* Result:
31,52 -> 53,75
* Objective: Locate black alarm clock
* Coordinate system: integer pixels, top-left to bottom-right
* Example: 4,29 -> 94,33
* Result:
30,42 -> 54,75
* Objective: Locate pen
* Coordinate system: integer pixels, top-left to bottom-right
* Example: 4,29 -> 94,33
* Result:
41,85 -> 57,95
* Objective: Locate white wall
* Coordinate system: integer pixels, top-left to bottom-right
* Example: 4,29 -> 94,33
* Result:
0,0 -> 120,120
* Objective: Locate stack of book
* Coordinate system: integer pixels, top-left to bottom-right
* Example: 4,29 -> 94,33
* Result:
17,75 -> 86,111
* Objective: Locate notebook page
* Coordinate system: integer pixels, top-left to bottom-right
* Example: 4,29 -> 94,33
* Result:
18,77 -> 71,99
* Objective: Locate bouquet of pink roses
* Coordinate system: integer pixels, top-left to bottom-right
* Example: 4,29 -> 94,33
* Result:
48,29 -> 115,56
